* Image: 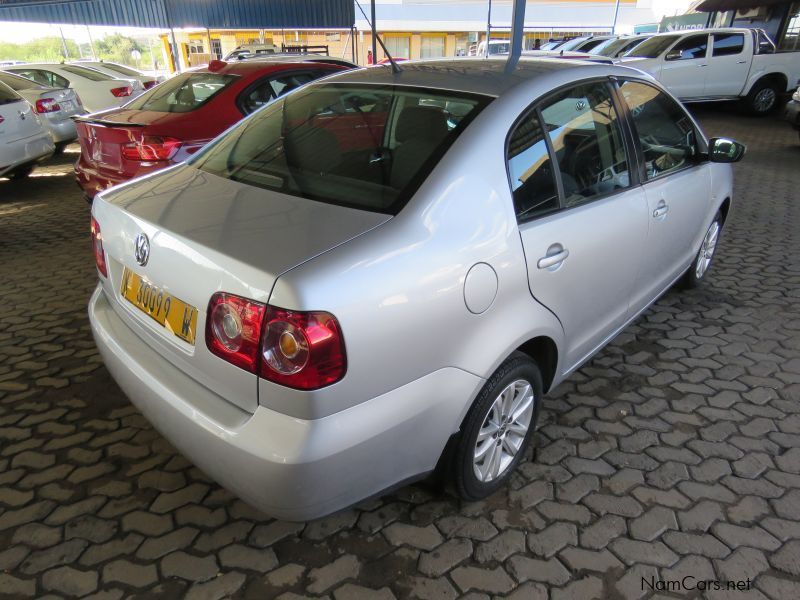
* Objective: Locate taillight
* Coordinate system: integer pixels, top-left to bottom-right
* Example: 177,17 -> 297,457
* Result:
205,293 -> 346,389
110,86 -> 133,98
121,136 -> 182,162
35,98 -> 61,113
206,293 -> 267,373
143,80 -> 158,89
90,217 -> 107,278
260,306 -> 346,390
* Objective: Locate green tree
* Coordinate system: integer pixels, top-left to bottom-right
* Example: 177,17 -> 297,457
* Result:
0,37 -> 80,62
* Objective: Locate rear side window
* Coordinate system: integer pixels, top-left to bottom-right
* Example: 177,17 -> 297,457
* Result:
193,83 -> 491,214
239,71 -> 323,114
618,80 -> 698,179
125,73 -> 238,113
0,81 -> 22,104
667,35 -> 709,60
507,112 -> 559,220
712,33 -> 744,56
61,65 -> 112,81
538,82 -> 631,207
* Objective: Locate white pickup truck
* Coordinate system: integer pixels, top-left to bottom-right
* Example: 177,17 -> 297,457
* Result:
619,28 -> 800,115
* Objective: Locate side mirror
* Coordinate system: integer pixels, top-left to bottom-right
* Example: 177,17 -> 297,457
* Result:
708,137 -> 746,163
665,50 -> 682,61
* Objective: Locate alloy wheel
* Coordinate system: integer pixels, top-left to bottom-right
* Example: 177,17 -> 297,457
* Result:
473,379 -> 534,483
754,88 -> 776,113
695,220 -> 720,280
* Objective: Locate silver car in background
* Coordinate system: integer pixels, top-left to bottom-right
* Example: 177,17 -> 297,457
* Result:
0,70 -> 85,152
89,58 -> 744,520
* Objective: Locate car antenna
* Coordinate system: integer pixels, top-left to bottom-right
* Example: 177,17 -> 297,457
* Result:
354,0 -> 402,74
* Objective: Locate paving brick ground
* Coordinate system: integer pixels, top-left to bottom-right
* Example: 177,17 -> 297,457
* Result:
0,106 -> 799,599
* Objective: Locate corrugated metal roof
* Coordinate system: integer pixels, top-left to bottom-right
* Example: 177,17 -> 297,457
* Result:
0,0 -> 355,29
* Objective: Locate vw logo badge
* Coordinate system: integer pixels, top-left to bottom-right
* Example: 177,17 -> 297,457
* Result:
134,233 -> 150,266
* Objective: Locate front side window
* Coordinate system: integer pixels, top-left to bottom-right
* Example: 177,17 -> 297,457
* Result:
507,111 -> 559,220
712,33 -> 744,56
193,83 -> 490,214
539,82 -> 631,207
667,34 -> 709,60
61,65 -> 112,81
125,72 -> 238,113
618,80 -> 698,179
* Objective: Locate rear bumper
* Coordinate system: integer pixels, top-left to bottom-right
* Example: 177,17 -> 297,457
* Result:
785,100 -> 800,129
75,161 -> 163,199
89,285 -> 482,521
43,117 -> 78,144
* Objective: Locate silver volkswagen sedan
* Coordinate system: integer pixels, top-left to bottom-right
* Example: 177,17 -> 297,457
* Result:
89,58 -> 744,521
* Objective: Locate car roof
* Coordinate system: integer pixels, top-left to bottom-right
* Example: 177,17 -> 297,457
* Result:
185,59 -> 343,76
317,57 -> 613,97
645,27 -> 752,38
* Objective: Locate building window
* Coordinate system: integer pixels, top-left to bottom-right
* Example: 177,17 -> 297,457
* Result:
421,35 -> 446,59
780,2 -> 800,51
384,36 -> 410,59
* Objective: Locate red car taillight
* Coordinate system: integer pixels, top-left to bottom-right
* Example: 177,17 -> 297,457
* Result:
110,86 -> 133,98
205,293 -> 346,390
260,306 -> 346,390
121,136 -> 182,161
90,217 -> 107,277
35,98 -> 61,113
143,80 -> 158,90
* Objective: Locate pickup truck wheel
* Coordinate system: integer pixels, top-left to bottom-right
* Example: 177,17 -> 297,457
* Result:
681,211 -> 722,289
745,81 -> 780,115
452,354 -> 542,501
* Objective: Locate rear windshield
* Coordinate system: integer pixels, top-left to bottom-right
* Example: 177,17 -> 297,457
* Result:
592,37 -> 641,57
0,71 -> 45,91
61,65 -> 113,81
192,83 -> 491,214
125,72 -> 238,113
624,35 -> 680,58
98,63 -> 141,77
0,81 -> 22,104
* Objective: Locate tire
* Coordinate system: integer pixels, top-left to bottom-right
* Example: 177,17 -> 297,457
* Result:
744,80 -> 781,115
451,353 -> 543,501
681,210 -> 723,289
9,166 -> 33,180
53,143 -> 66,156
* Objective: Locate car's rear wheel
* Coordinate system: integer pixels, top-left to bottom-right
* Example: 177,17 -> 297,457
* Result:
681,211 -> 722,289
452,353 -> 542,500
9,166 -> 33,180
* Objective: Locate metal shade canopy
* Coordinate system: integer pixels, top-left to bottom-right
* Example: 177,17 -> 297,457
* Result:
695,0 -> 789,11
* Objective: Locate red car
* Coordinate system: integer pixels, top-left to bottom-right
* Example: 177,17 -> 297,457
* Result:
75,59 -> 347,199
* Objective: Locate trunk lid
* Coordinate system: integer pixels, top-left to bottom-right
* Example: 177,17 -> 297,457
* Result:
35,87 -> 83,120
93,164 -> 390,413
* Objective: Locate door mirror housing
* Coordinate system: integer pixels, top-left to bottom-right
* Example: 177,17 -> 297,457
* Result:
708,137 -> 746,163
665,50 -> 682,61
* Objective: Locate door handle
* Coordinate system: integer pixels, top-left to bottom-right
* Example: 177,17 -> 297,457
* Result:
537,246 -> 569,270
653,200 -> 669,219
737,60 -> 747,64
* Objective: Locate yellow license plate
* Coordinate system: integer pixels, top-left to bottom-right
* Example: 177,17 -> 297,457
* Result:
120,267 -> 198,345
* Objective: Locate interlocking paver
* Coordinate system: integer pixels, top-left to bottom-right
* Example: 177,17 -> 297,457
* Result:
0,111 -> 798,599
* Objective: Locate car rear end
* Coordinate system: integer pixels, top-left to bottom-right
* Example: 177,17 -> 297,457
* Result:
74,69 -> 240,199
89,78 -> 492,519
31,87 -> 84,145
0,82 -> 54,177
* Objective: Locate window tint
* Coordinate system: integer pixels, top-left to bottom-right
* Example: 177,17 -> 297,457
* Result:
667,35 -> 708,60
624,35 -> 680,58
125,72 -> 237,113
61,65 -> 112,81
193,84 -> 490,214
618,81 -> 698,179
508,111 -> 559,220
712,33 -> 744,56
269,72 -> 319,99
0,81 -> 22,104
539,82 -> 630,207
240,71 -> 328,114
99,63 -> 141,77
10,69 -> 50,86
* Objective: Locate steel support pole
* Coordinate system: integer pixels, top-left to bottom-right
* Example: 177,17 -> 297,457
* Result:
484,0 -> 492,57
611,0 -> 622,34
371,0 -> 377,63
505,0 -> 526,73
